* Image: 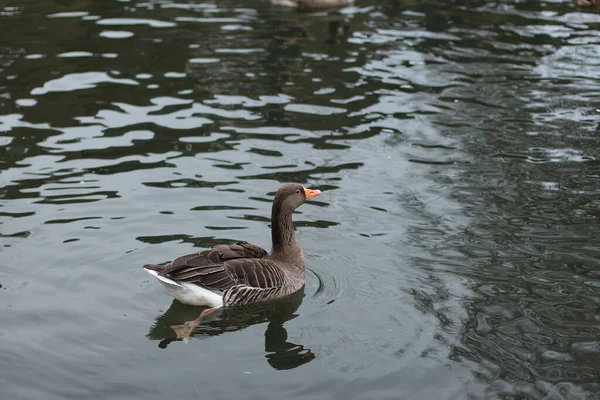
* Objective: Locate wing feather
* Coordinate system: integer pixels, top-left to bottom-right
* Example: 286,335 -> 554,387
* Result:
149,242 -> 285,302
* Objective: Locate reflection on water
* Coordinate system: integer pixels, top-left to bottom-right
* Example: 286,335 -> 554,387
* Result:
148,290 -> 315,370
2,0 -> 600,399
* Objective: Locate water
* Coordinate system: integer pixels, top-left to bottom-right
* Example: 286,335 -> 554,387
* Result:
1,0 -> 600,398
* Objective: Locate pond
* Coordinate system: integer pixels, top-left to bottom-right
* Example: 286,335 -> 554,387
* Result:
1,0 -> 599,399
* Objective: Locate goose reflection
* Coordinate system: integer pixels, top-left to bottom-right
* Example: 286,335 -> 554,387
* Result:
146,289 -> 314,370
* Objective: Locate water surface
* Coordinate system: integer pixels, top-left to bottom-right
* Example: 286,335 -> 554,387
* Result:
1,0 -> 600,399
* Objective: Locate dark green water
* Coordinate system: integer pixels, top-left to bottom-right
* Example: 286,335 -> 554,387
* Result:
1,0 -> 600,399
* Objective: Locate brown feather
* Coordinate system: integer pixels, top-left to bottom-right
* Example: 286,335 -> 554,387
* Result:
147,242 -> 285,295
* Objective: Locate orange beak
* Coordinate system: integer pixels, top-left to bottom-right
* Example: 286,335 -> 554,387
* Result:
304,187 -> 321,200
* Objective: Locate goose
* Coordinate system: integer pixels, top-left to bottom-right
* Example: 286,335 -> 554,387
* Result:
143,183 -> 321,340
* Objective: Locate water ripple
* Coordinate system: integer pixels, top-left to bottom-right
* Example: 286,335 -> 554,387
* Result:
2,0 -> 600,399
96,18 -> 176,28
31,72 -> 138,95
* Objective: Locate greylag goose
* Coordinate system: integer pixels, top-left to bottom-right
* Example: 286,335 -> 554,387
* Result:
143,183 -> 321,340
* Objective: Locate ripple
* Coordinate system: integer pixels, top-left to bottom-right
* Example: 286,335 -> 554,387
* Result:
164,72 -> 186,78
15,99 -> 36,107
189,57 -> 221,64
306,260 -> 356,307
180,133 -> 230,143
57,51 -> 94,58
160,3 -> 217,10
31,72 -> 138,95
47,11 -> 89,18
3,1 -> 600,398
142,179 -> 238,189
284,104 -> 347,115
76,102 -> 214,130
96,18 -> 176,28
214,48 -> 264,54
41,129 -> 154,152
35,190 -> 119,205
206,94 -> 292,107
205,226 -> 247,231
99,30 -> 134,39
176,17 -> 247,24
221,25 -> 253,32
45,217 -> 102,225
191,205 -> 256,211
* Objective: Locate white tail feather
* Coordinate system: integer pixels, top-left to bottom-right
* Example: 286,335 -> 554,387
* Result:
143,267 -> 183,287
144,267 -> 223,307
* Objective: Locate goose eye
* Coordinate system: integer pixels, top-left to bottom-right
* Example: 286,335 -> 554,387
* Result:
296,189 -> 301,194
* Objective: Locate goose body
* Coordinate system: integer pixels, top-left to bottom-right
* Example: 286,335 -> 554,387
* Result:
144,184 -> 321,309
